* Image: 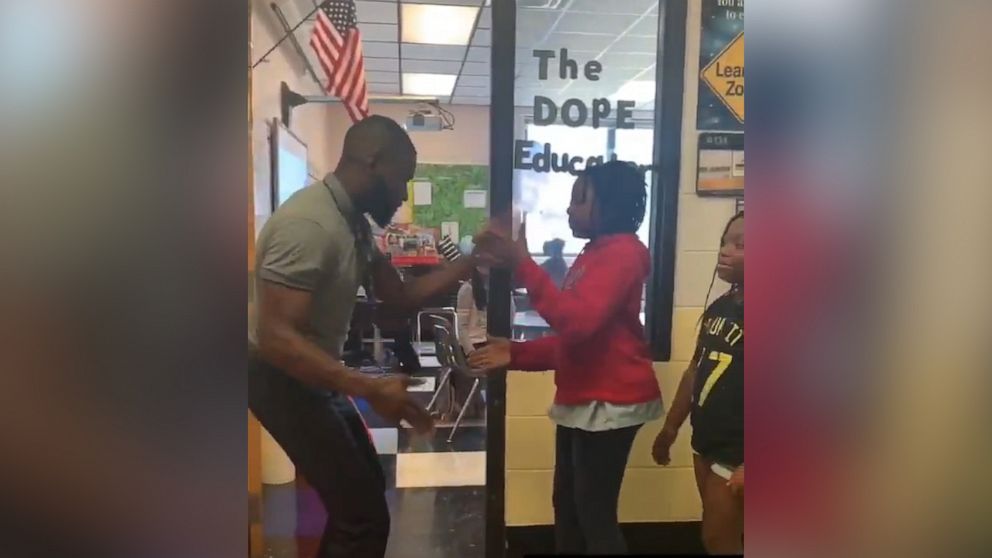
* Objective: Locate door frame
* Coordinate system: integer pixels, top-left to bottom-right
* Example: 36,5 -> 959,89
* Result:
485,1 -> 689,556
485,1 -> 516,557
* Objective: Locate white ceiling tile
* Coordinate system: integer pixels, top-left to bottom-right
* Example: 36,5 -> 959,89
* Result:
402,59 -> 464,73
599,52 -> 657,70
363,41 -> 400,58
561,82 -> 616,97
457,75 -> 490,88
568,0 -> 658,15
369,83 -> 401,95
403,73 -> 458,95
599,66 -> 651,83
460,61 -> 489,75
610,35 -> 657,54
556,13 -> 641,35
366,70 -> 399,84
471,28 -> 491,46
515,27 -> 549,49
400,43 -> 466,61
515,11 -> 564,47
514,75 -> 555,88
629,15 -> 658,37
478,7 -> 491,29
364,57 -> 400,71
467,46 -> 489,62
359,23 -> 398,42
454,85 -> 489,98
356,1 -> 398,24
451,96 -> 490,106
546,32 -> 617,52
515,47 -> 598,68
401,3 -> 479,45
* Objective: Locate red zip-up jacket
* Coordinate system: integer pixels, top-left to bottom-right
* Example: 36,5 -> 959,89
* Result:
510,234 -> 661,405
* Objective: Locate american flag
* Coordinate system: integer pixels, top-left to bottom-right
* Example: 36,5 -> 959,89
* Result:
310,0 -> 370,123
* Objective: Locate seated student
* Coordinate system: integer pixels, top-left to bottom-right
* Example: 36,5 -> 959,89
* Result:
457,266 -> 491,355
450,266 -> 490,419
470,161 -> 662,555
652,212 -> 744,555
454,257 -> 515,418
539,238 -> 569,289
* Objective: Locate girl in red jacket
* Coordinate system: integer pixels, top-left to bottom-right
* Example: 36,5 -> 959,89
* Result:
471,161 -> 662,555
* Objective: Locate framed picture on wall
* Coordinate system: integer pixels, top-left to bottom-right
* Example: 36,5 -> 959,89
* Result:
696,132 -> 744,196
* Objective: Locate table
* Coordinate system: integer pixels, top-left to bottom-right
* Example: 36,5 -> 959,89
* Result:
513,311 -> 549,329
412,341 -> 436,356
513,311 -> 550,340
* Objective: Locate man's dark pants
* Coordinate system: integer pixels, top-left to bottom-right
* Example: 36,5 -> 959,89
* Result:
249,353 -> 389,558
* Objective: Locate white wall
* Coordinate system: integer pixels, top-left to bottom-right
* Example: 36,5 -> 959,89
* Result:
251,0 -> 338,234
321,103 -> 491,166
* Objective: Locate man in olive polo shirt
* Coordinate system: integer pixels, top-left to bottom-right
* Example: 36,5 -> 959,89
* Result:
249,116 -> 478,558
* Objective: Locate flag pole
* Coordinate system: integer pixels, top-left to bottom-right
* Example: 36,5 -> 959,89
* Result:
251,1 -> 325,70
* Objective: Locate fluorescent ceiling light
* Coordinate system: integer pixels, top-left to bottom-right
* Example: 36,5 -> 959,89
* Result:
611,80 -> 656,105
403,73 -> 458,96
402,4 -> 479,45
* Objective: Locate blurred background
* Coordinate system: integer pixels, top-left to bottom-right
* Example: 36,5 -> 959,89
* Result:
0,0 -> 989,556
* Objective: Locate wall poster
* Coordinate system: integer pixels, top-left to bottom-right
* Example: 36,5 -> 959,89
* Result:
698,0 -> 744,131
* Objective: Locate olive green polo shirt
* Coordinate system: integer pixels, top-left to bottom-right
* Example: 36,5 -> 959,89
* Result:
254,173 -> 379,357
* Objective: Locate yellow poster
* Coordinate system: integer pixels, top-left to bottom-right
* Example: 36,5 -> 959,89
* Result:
701,31 -> 744,125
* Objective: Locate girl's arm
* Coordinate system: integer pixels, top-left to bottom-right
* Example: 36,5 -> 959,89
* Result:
516,242 -> 647,342
662,359 -> 698,433
653,343 -> 701,465
467,335 -> 558,372
510,335 -> 559,371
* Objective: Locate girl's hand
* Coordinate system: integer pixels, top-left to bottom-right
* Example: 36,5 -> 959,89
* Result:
474,217 -> 528,269
727,465 -> 744,496
652,425 -> 678,466
467,337 -> 511,371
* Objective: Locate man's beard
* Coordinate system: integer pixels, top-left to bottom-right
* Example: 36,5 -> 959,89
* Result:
369,199 -> 399,228
366,176 -> 401,228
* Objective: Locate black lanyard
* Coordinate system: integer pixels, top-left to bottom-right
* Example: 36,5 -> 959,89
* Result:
324,177 -> 376,301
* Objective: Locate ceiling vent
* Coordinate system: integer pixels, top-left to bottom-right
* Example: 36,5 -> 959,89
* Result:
519,0 -> 566,9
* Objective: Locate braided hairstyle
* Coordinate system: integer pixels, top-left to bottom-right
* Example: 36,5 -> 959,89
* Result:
581,160 -> 648,235
701,210 -> 744,314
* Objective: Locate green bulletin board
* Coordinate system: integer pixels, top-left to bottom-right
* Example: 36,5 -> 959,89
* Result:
411,163 -> 490,238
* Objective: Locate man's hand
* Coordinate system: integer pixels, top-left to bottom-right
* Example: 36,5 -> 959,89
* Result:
467,337 -> 511,371
652,425 -> 679,466
474,218 -> 528,269
364,375 -> 434,434
728,465 -> 744,496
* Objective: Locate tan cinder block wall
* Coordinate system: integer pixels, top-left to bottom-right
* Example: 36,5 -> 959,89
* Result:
505,0 -> 740,526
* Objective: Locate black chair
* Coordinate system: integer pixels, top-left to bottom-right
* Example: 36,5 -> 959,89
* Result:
425,320 -> 457,417
426,314 -> 486,442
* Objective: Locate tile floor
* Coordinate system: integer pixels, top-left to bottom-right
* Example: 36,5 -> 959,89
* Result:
260,366 -> 488,558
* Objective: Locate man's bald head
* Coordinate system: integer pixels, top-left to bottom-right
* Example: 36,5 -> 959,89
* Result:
341,115 -> 416,163
335,115 -> 418,228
